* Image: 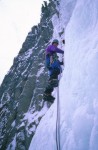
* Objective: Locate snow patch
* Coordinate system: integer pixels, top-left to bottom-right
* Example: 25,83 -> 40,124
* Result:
37,66 -> 44,77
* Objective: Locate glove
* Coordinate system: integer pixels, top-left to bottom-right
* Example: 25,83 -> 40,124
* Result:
62,39 -> 65,44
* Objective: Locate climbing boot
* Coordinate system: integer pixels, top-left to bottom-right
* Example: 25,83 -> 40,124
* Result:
43,93 -> 55,103
44,85 -> 53,94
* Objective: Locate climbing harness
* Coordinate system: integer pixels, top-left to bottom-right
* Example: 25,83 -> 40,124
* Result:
56,73 -> 61,150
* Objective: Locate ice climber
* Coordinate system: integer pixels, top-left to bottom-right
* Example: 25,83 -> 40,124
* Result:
43,39 -> 64,103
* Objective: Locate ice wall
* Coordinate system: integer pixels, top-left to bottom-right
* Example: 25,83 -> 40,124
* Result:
29,0 -> 98,150
60,0 -> 98,149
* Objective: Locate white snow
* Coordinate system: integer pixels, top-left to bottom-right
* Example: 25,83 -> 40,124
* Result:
20,104 -> 48,135
19,48 -> 33,61
37,66 -> 44,77
23,104 -> 48,125
29,0 -> 98,150
11,120 -> 16,127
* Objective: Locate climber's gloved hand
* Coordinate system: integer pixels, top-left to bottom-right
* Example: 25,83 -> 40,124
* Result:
62,39 -> 65,44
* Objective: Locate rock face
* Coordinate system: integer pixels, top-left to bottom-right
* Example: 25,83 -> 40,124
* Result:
0,1 -> 59,150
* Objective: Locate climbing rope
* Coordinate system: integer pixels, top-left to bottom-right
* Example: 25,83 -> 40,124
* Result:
56,73 -> 61,150
55,2 -> 65,149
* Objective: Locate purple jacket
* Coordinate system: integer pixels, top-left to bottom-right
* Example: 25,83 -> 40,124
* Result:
46,45 -> 64,55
